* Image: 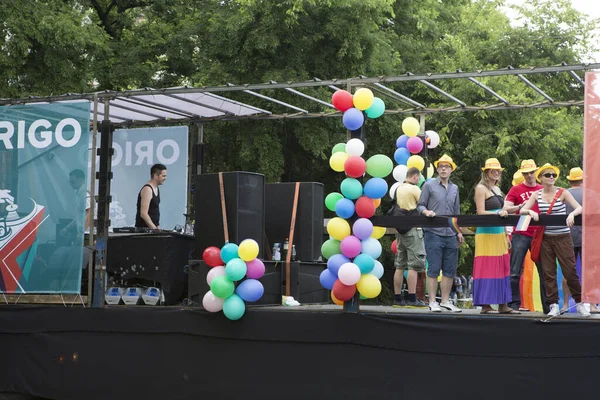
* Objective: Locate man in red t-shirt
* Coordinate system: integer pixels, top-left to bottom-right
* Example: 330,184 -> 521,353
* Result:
503,159 -> 549,313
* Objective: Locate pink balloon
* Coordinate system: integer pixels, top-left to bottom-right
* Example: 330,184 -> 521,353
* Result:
246,258 -> 266,279
406,136 -> 424,154
202,291 -> 224,312
206,266 -> 226,285
340,235 -> 362,259
338,263 -> 361,286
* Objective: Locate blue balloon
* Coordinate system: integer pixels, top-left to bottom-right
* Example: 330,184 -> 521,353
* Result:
221,243 -> 239,263
319,269 -> 337,290
354,253 -> 375,274
335,198 -> 355,219
327,254 -> 350,277
394,148 -> 411,165
372,260 -> 384,279
396,135 -> 409,149
343,108 -> 364,131
361,237 -> 383,259
223,294 -> 246,320
363,177 -> 388,199
236,279 -> 264,302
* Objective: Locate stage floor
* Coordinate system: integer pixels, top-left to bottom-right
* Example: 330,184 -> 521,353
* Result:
1,304 -> 600,400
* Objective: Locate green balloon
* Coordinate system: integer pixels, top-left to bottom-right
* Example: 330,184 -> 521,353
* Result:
223,294 -> 246,320
210,275 -> 235,299
365,98 -> 385,119
321,239 -> 341,260
325,192 -> 344,211
225,258 -> 247,282
331,143 -> 346,155
418,174 -> 426,188
340,178 -> 363,200
366,154 -> 393,178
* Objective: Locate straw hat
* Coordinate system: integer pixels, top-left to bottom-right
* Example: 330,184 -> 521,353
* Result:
481,158 -> 504,171
512,171 -> 524,186
535,163 -> 560,182
567,167 -> 583,181
518,159 -> 538,173
433,154 -> 456,170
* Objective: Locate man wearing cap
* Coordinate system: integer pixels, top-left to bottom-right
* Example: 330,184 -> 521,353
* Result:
503,159 -> 548,313
417,154 -> 463,313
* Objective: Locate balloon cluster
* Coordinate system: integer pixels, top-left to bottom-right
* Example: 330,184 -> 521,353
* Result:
332,88 -> 385,130
201,239 -> 265,321
389,117 -> 441,199
322,138 -> 392,304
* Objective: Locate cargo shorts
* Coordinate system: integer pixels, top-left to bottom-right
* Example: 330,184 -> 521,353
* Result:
394,227 -> 426,272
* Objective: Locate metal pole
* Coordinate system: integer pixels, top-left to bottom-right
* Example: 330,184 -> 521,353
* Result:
87,95 -> 99,306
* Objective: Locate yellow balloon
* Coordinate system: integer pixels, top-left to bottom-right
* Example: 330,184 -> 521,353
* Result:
426,163 -> 435,178
402,117 -> 420,137
327,217 -> 351,241
356,274 -> 382,299
331,291 -> 344,306
371,226 -> 386,240
407,155 -> 425,171
353,88 -> 374,111
238,239 -> 259,261
329,152 -> 349,172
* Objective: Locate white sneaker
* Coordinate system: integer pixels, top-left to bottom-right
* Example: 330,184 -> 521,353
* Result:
548,303 -> 560,317
429,301 -> 442,312
440,301 -> 462,313
576,303 -> 591,317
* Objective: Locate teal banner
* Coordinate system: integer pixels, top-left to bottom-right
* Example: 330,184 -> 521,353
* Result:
0,102 -> 90,293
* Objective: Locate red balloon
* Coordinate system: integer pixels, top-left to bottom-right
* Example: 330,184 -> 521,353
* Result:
344,156 -> 366,178
332,279 -> 356,301
202,246 -> 222,267
332,90 -> 354,112
355,196 -> 375,218
391,239 -> 397,255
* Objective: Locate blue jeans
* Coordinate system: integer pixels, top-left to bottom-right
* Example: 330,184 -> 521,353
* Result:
424,231 -> 458,278
509,234 -> 549,313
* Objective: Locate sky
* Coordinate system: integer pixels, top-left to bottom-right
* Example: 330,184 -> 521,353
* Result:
502,0 -> 600,63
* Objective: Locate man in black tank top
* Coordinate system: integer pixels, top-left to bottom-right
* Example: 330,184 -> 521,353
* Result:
135,164 -> 167,229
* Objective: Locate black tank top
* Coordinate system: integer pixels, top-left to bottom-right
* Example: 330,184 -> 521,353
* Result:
135,184 -> 160,227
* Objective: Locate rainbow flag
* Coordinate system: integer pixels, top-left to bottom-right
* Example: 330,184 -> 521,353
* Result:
448,217 -> 461,235
515,215 -> 531,232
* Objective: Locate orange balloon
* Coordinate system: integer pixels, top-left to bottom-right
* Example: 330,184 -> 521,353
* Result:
331,291 -> 344,306
372,198 -> 381,208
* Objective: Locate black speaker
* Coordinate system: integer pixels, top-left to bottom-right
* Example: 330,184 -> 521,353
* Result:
193,171 -> 265,259
265,182 -> 324,262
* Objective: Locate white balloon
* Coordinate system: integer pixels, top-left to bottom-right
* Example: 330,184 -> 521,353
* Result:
393,165 -> 408,183
206,266 -> 226,286
426,130 -> 440,149
346,138 -> 365,157
426,164 -> 435,179
389,181 -> 401,200
338,262 -> 361,286
371,260 -> 384,279
202,291 -> 225,312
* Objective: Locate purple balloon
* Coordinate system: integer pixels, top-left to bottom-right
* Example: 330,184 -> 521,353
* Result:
319,269 -> 337,290
353,218 -> 374,240
396,135 -> 409,148
236,279 -> 264,302
340,235 -> 362,259
245,258 -> 265,279
343,108 -> 364,131
327,254 -> 350,277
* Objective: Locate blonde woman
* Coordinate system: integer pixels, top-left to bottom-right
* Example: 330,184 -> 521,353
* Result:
473,158 -> 516,314
520,163 -> 590,317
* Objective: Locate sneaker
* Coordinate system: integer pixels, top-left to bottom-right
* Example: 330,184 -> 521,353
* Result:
548,303 -> 560,317
405,299 -> 428,308
440,301 -> 462,313
576,302 -> 591,317
429,301 -> 442,312
393,299 -> 407,308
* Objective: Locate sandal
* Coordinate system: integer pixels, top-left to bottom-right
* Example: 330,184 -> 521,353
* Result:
499,309 -> 521,314
480,309 -> 500,314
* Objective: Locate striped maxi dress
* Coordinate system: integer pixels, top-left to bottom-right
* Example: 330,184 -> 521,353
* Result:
473,194 -> 511,305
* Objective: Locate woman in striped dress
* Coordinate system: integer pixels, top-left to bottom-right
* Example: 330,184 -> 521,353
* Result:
473,158 -> 515,314
520,163 -> 590,317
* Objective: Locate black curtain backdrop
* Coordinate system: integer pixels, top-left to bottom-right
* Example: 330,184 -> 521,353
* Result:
1,306 -> 599,400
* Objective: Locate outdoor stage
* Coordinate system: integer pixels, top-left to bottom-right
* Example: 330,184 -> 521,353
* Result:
1,305 -> 599,400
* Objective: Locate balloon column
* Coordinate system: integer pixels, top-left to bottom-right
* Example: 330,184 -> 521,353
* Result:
389,117 -> 441,199
201,239 -> 265,320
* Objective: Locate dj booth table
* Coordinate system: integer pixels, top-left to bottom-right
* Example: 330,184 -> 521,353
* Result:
106,232 -> 195,305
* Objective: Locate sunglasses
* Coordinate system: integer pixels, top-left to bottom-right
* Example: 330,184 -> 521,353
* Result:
521,171 -> 535,176
542,173 -> 557,178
